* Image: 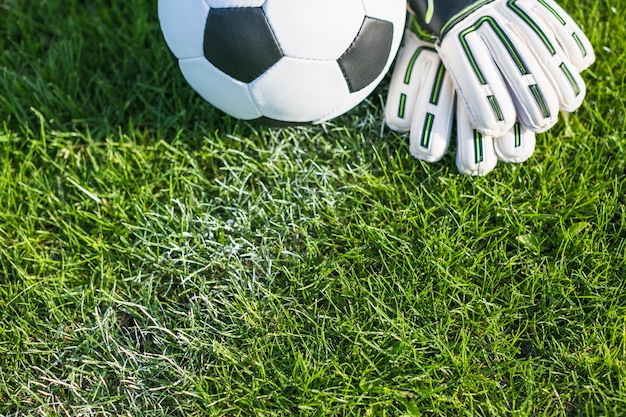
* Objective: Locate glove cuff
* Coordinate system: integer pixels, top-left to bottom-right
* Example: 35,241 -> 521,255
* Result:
408,0 -> 495,37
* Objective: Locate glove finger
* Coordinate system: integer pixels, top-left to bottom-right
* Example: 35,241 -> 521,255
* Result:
385,31 -> 440,132
494,122 -> 536,163
483,19 -> 561,132
409,60 -> 455,162
515,0 -> 595,71
455,98 -> 498,176
501,0 -> 590,111
440,3 -> 567,134
438,29 -> 516,138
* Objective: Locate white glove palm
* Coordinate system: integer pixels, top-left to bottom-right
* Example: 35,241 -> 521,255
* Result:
386,30 -> 535,175
408,0 -> 595,137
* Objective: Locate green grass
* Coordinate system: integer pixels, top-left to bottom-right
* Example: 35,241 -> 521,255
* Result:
1,0 -> 625,415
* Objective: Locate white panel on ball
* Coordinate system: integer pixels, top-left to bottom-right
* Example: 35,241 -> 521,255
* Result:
264,0 -> 365,60
361,0 -> 407,28
206,0 -> 265,8
250,58 -> 350,123
179,57 -> 262,120
158,0 -> 209,59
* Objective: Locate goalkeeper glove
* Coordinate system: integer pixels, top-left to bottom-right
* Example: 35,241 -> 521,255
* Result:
407,0 -> 595,137
386,29 -> 535,175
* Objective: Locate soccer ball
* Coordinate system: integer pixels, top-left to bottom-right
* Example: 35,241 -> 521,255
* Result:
158,0 -> 406,124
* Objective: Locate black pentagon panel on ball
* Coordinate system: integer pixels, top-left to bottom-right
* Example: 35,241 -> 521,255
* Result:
337,17 -> 394,93
204,7 -> 283,83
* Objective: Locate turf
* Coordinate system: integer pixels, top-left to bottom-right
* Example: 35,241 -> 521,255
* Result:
1,0 -> 625,416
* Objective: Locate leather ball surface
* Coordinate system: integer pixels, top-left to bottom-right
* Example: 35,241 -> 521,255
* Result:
158,0 -> 406,124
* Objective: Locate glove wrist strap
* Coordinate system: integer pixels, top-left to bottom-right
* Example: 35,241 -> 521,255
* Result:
408,0 -> 496,37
